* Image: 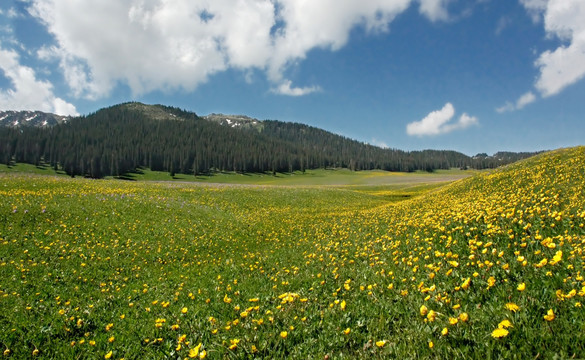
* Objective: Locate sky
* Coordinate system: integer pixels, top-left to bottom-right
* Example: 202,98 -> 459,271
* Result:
1,0 -> 584,155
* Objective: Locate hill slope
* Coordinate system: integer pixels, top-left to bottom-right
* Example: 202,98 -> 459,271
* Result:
354,146 -> 585,357
0,147 -> 583,358
0,102 -> 538,178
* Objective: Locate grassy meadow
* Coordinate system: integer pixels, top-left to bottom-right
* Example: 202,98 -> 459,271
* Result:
1,147 -> 585,359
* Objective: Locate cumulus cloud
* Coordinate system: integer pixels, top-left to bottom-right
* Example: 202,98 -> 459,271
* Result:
26,0 -> 453,99
496,91 -> 536,113
522,0 -> 585,97
0,44 -> 78,115
497,0 -> 584,112
406,102 -> 478,137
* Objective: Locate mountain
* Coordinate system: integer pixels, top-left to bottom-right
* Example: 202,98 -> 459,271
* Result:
203,113 -> 263,130
0,102 -> 539,178
0,110 -> 70,127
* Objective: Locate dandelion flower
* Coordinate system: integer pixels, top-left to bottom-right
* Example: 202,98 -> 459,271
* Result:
375,340 -> 386,348
491,328 -> 509,338
441,327 -> 449,336
228,339 -> 239,350
517,283 -> 526,291
459,312 -> 469,322
420,305 -> 428,316
461,277 -> 471,290
104,351 -> 113,359
181,307 -> 188,314
505,303 -> 519,312
188,343 -> 202,358
427,310 -> 437,322
498,319 -> 513,329
449,317 -> 458,325
280,331 -> 288,339
544,309 -> 555,321
343,328 -> 351,335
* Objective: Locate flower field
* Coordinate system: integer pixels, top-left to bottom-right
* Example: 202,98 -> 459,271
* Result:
1,147 -> 585,359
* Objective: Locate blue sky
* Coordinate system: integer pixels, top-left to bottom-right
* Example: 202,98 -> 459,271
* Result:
1,0 -> 584,155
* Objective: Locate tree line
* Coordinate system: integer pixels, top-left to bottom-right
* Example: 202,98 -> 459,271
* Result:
0,102 -> 537,178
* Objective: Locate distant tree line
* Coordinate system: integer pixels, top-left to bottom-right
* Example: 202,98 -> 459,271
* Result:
0,103 -> 538,178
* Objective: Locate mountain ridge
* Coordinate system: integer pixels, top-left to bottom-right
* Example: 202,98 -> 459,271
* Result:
0,110 -> 71,127
0,102 -> 540,178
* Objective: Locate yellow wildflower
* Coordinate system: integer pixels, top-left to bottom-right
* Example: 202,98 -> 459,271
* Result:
498,319 -> 513,329
188,343 -> 202,358
427,310 -> 437,322
543,309 -> 555,321
491,328 -> 509,338
461,277 -> 471,290
228,339 -> 240,350
459,312 -> 469,322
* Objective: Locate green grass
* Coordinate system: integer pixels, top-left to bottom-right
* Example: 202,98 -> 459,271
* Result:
113,167 -> 473,186
0,163 -> 68,176
1,148 -> 585,359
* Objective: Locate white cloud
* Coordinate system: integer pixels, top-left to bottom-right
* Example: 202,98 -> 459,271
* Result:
0,7 -> 19,19
271,80 -> 321,96
406,102 -> 478,136
496,91 -> 537,113
0,44 -> 78,115
495,15 -> 512,35
418,0 -> 452,22
26,0 -> 454,99
516,91 -> 537,108
519,0 -> 548,23
521,0 -> 585,97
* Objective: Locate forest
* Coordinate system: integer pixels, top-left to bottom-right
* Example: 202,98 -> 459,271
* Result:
0,102 -> 537,178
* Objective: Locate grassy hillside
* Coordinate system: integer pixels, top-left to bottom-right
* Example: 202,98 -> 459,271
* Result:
0,147 -> 584,358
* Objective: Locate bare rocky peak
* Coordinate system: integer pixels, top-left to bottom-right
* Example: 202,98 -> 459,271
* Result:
0,110 -> 71,128
202,113 -> 262,129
